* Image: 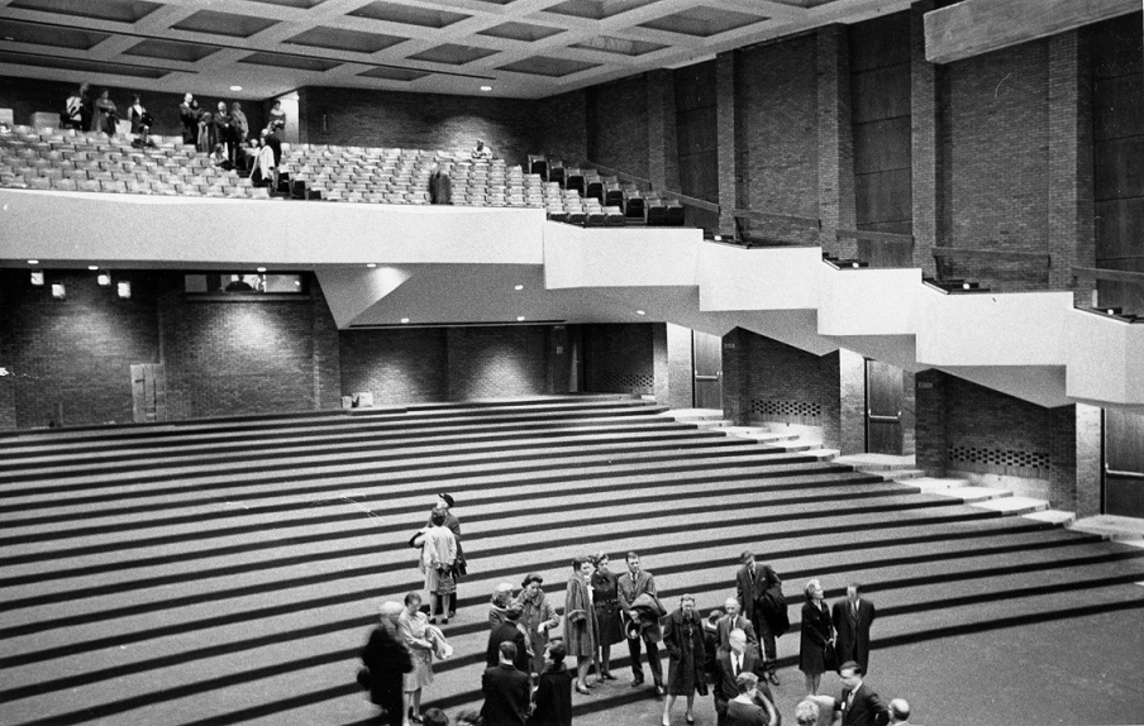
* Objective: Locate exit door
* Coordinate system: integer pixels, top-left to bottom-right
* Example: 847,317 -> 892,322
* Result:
866,359 -> 903,455
1105,409 -> 1144,518
692,331 -> 722,409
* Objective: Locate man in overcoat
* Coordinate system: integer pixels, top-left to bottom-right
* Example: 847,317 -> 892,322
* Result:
833,583 -> 876,673
360,601 -> 413,724
481,641 -> 532,726
735,550 -> 782,685
617,551 -> 664,695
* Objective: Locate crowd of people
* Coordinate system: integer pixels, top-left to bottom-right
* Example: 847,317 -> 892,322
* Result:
357,495 -> 917,726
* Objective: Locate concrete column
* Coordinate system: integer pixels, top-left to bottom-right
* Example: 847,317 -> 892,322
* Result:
816,24 -> 857,258
652,323 -> 670,403
1048,404 -> 1079,512
721,328 -> 748,425
914,369 -> 947,475
1048,29 -> 1096,304
716,51 -> 738,235
1075,403 -> 1103,517
666,323 -> 693,409
838,348 -> 866,455
911,0 -> 940,276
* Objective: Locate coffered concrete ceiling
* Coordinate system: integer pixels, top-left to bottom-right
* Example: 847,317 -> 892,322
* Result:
0,0 -> 910,99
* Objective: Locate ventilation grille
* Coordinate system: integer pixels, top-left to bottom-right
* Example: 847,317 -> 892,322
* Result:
748,399 -> 821,424
947,445 -> 1052,478
597,373 -> 654,394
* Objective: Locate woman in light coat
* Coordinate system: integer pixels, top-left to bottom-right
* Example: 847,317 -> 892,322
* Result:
417,508 -> 457,624
563,556 -> 597,695
516,573 -> 560,678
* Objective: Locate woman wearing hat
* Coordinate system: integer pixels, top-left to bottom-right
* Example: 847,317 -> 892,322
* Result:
563,556 -> 598,695
516,573 -> 560,678
661,594 -> 707,726
416,508 -> 457,624
590,552 -> 623,680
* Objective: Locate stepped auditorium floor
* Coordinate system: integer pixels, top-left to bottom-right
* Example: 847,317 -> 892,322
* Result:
2,396 -> 1142,726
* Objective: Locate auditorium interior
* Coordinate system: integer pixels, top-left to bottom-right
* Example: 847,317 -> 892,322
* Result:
1,0 -> 1143,724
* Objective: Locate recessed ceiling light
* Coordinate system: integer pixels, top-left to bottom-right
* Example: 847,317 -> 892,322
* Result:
256,267 -> 267,273
366,263 -> 377,268
636,310 -> 647,316
27,259 -> 38,265
516,316 -> 525,322
514,284 -> 523,291
480,85 -> 492,92
87,265 -> 99,271
230,85 -> 243,92
400,317 -> 410,324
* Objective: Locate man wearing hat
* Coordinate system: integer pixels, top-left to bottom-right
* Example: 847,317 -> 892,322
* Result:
834,661 -> 889,726
429,493 -> 463,619
487,603 -> 532,673
735,550 -> 783,686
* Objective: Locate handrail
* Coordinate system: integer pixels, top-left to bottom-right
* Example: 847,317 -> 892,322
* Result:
1071,266 -> 1144,285
579,159 -> 720,213
932,246 -> 1051,261
731,208 -> 821,228
837,228 -> 913,245
660,190 -> 720,214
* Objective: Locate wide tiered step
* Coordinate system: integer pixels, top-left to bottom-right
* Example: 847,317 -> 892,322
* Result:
2,396 -> 1142,726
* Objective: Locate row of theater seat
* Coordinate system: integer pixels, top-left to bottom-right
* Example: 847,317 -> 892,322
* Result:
0,125 -> 686,225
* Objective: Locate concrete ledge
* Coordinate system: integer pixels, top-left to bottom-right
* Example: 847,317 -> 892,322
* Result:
970,496 -> 1050,515
1069,514 -> 1144,542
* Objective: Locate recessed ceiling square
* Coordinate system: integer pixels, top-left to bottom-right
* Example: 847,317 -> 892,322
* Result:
358,66 -> 432,81
348,1 -> 470,29
638,6 -> 767,37
285,26 -> 407,53
172,10 -> 280,38
7,0 -> 162,23
407,44 -> 499,66
0,50 -> 168,78
478,21 -> 565,43
241,0 -> 326,8
238,51 -> 341,72
497,55 -> 600,77
123,39 -> 220,63
544,0 -> 658,20
570,35 -> 668,56
0,19 -> 110,50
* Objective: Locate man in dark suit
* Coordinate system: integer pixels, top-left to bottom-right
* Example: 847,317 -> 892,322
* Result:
833,583 -> 876,673
481,641 -> 532,726
617,551 -> 664,695
713,628 -> 773,726
735,550 -> 782,685
487,603 -> 530,672
716,597 -> 758,652
835,661 -> 889,726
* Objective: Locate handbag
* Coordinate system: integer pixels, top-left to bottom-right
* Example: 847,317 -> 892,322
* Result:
823,640 -> 838,672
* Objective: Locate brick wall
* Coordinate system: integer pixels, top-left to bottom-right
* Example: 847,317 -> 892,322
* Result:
299,86 -> 538,168
446,326 -> 549,399
534,89 -> 588,165
0,268 -> 161,428
340,328 -> 448,405
582,323 -> 655,395
721,328 -> 841,449
945,40 -> 1052,289
737,32 -> 821,243
0,76 -> 264,140
586,75 -> 650,179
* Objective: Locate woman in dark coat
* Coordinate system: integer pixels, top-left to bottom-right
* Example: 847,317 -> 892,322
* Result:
661,594 -> 707,726
799,578 -> 834,697
531,642 -> 573,726
590,551 -> 623,680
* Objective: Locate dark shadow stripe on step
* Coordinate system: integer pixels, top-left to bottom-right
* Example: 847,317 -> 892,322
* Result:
0,462 -> 855,551
2,535 -> 1129,704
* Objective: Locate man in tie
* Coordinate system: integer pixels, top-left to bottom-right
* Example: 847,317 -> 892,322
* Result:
833,583 -> 876,673
714,629 -> 772,726
834,661 -> 889,726
617,551 -> 665,696
716,597 -> 758,652
735,550 -> 782,685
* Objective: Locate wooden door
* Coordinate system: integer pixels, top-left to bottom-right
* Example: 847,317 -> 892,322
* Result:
866,359 -> 903,454
692,331 -> 722,410
1105,409 -> 1144,518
